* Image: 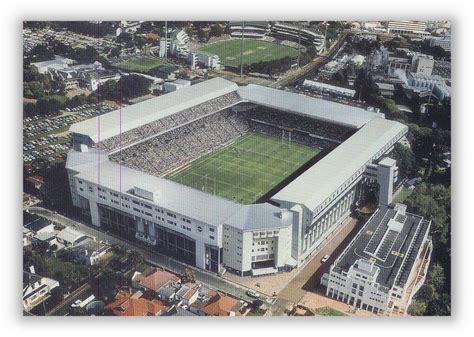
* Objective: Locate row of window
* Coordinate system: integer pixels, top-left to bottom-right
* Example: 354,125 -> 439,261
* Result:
88,182 -> 220,238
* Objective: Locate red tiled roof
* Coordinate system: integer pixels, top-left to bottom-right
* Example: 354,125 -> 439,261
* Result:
105,289 -> 167,316
146,32 -> 159,40
132,267 -> 180,292
200,293 -> 241,316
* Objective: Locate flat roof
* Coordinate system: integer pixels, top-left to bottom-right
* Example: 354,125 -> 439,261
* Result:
73,150 -> 242,227
271,118 -> 408,212
334,206 -> 430,288
69,77 -> 239,143
237,84 -> 383,129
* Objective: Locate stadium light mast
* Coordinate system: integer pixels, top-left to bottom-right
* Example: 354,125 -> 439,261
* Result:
297,22 -> 301,67
240,21 -> 245,78
164,21 -> 168,60
324,21 -> 328,52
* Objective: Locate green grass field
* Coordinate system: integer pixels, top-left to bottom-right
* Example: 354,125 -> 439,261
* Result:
198,39 -> 298,67
167,132 -> 319,204
113,56 -> 169,73
314,307 -> 347,316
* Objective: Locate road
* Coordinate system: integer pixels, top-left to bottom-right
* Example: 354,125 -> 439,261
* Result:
27,207 -> 275,306
47,282 -> 91,316
272,31 -> 350,88
277,216 -> 364,304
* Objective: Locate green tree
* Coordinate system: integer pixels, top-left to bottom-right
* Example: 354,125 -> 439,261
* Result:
407,300 -> 427,316
127,250 -> 144,269
427,263 -> 446,294
210,24 -> 224,37
391,143 -> 416,179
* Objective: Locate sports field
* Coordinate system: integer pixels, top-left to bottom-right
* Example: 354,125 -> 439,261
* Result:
167,132 -> 319,204
113,56 -> 169,72
198,40 -> 298,67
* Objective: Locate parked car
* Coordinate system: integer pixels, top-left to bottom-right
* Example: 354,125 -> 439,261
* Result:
321,254 -> 330,263
246,290 -> 260,299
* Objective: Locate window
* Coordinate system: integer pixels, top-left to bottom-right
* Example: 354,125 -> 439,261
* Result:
209,235 -> 215,240
197,226 -> 202,232
209,228 -> 215,232
88,186 -> 93,192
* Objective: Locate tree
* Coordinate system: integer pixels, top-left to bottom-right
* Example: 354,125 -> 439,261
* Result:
182,267 -> 195,283
197,28 -> 209,42
353,69 -> 379,105
32,240 -> 50,255
99,75 -> 152,101
97,268 -> 119,301
407,300 -> 427,316
428,263 -> 446,294
127,250 -> 144,269
391,143 -> 416,180
210,24 -> 224,37
424,293 -> 451,316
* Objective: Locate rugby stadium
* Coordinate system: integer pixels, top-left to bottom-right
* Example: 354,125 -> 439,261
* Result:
66,77 -> 425,283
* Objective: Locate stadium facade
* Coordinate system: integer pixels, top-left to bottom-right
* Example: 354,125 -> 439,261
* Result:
67,77 -> 410,277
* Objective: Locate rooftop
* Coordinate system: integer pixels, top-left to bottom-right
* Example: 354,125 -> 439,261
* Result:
105,289 -> 167,316
271,118 -> 407,212
224,203 -> 291,231
237,84 -> 382,129
69,77 -> 238,143
132,267 -> 180,292
57,227 -> 87,244
334,205 -> 431,289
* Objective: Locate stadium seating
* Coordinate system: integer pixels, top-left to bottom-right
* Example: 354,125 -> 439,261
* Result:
96,91 -> 241,152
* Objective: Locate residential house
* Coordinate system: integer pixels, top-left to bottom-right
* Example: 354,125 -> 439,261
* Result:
131,267 -> 181,302
190,290 -> 242,316
56,227 -> 88,247
23,267 -> 59,312
67,237 -> 111,266
105,289 -> 167,316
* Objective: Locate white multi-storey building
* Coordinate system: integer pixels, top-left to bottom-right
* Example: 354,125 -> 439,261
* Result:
386,20 -> 429,36
189,51 -> 221,69
322,204 -> 432,315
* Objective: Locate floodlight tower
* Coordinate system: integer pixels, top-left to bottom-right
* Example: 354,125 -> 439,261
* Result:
164,21 -> 168,60
240,21 -> 245,78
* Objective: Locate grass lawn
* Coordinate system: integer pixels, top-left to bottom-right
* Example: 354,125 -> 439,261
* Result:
48,94 -> 68,104
198,39 -> 298,67
113,56 -> 169,73
314,306 -> 347,316
393,186 -> 414,204
167,132 -> 318,204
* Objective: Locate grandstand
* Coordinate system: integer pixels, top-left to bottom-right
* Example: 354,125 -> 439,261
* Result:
67,77 -> 413,279
228,22 -> 270,39
270,22 -> 326,52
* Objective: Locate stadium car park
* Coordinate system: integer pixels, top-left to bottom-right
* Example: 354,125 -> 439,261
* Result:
65,77 -> 432,315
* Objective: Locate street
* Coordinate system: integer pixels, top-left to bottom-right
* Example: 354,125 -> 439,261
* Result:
27,206 -> 275,306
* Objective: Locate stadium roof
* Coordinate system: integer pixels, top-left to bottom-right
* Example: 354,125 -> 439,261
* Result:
271,118 -> 408,212
69,77 -> 239,143
334,205 -> 431,288
73,150 -> 242,227
237,84 -> 383,129
223,203 -> 291,231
